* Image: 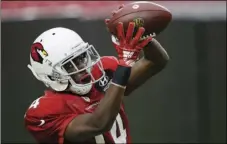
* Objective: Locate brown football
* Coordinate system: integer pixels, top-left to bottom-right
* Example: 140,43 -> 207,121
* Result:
106,1 -> 172,37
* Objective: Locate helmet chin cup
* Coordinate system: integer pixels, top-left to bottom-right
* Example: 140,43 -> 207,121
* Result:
69,83 -> 92,95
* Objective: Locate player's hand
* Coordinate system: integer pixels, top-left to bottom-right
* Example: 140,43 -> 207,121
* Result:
111,22 -> 152,67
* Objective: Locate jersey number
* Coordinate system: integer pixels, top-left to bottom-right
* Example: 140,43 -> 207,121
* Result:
95,114 -> 126,143
24,98 -> 41,118
29,97 -> 41,109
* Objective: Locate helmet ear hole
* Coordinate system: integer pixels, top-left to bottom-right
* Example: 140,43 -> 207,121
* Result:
47,75 -> 55,81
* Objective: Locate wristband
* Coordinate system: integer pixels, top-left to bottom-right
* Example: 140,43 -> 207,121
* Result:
112,65 -> 131,87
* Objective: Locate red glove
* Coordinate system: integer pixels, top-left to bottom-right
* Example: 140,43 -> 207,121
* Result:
107,22 -> 152,67
105,4 -> 152,67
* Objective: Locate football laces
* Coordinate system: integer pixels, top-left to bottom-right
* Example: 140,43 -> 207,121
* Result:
139,33 -> 156,41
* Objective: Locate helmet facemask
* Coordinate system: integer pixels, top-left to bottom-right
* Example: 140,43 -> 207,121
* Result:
53,43 -> 105,95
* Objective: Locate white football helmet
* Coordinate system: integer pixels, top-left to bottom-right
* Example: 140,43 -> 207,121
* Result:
28,27 -> 105,95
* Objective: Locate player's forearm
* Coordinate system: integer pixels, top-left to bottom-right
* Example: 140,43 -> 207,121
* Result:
91,66 -> 131,131
65,67 -> 130,142
92,84 -> 125,131
64,85 -> 125,142
124,39 -> 169,96
143,38 -> 169,71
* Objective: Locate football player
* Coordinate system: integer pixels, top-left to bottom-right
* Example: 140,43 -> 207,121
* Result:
24,6 -> 169,144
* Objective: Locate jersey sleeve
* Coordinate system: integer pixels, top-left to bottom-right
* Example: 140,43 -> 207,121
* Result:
25,112 -> 77,144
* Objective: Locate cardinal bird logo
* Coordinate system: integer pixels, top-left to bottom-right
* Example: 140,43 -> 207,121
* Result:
31,42 -> 48,64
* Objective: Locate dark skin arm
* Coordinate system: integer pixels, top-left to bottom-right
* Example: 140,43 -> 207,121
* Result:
125,38 -> 169,96
64,83 -> 126,142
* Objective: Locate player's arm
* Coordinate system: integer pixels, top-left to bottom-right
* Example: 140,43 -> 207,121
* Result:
125,38 -> 169,96
65,78 -> 128,142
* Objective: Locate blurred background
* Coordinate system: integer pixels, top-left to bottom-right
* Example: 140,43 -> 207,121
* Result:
1,1 -> 226,143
